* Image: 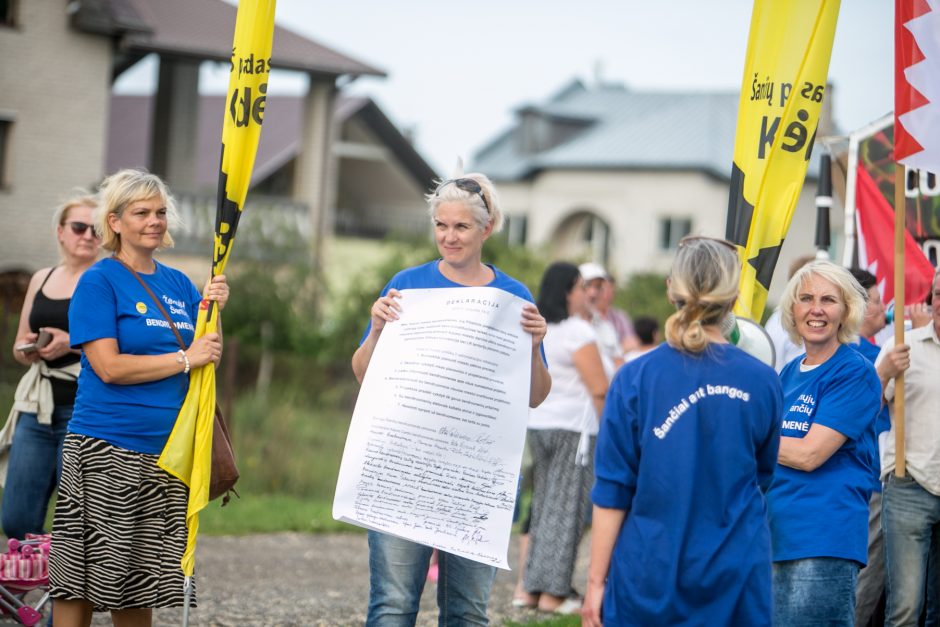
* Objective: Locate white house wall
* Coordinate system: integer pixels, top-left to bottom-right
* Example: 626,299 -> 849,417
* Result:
0,3 -> 112,273
499,169 -> 841,309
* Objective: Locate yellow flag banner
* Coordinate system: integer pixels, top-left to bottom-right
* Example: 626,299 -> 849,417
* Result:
158,0 -> 276,577
726,0 -> 840,320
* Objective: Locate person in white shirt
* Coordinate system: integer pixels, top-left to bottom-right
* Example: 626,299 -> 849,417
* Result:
877,269 -> 940,626
518,262 -> 608,614
579,262 -> 623,372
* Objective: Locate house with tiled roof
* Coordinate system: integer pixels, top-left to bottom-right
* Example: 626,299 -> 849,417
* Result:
472,79 -> 839,304
0,0 -> 435,344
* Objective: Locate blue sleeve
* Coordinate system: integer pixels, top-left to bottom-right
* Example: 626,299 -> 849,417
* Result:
69,268 -> 117,348
757,377 -> 784,491
592,369 -> 639,510
814,360 -> 880,441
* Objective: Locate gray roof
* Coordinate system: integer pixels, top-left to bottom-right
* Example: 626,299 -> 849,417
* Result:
473,79 -> 820,182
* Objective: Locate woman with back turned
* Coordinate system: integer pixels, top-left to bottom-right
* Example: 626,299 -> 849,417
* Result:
582,236 -> 783,626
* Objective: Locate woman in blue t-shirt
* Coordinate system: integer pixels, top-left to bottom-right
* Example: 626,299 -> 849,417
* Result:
352,172 -> 552,626
766,260 -> 880,627
48,170 -> 229,627
583,236 -> 783,626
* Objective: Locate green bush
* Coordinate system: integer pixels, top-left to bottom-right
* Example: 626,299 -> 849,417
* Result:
616,272 -> 673,330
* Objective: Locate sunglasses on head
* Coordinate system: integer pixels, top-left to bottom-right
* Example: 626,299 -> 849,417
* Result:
677,235 -> 737,252
435,178 -> 490,214
66,221 -> 99,238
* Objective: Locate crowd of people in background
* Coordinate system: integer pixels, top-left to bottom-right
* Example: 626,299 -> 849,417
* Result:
4,166 -> 940,627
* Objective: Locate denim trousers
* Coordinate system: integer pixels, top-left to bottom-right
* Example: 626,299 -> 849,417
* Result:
366,531 -> 496,626
773,557 -> 858,626
1,407 -> 72,539
883,473 -> 940,627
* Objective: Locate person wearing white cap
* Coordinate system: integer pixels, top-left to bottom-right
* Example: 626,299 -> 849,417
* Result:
579,262 -> 624,373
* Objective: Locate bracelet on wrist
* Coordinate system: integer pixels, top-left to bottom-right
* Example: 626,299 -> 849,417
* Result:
176,349 -> 191,374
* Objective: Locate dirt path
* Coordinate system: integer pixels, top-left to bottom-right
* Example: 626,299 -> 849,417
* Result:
113,532 -> 590,626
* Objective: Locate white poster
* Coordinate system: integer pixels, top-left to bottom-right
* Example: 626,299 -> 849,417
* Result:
333,287 -> 533,568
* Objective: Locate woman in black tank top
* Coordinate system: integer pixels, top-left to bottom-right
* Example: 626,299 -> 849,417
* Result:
4,195 -> 99,539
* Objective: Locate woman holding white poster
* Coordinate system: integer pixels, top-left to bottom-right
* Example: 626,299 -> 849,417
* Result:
352,172 -> 551,626
582,236 -> 783,626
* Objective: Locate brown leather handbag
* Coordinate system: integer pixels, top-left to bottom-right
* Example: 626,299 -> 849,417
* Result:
116,259 -> 239,504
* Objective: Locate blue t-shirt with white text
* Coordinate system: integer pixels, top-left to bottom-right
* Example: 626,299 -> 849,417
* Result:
68,258 -> 202,454
766,343 -> 879,565
592,343 -> 782,625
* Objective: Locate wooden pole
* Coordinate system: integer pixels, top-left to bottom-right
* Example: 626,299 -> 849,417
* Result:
894,163 -> 907,478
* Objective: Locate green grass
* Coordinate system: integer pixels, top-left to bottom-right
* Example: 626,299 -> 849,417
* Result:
198,492 -> 364,535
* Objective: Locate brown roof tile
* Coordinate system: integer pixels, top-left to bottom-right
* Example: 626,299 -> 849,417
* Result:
115,0 -> 383,78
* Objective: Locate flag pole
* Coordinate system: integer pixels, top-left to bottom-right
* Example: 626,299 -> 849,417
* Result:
894,162 -> 906,477
814,152 -> 832,260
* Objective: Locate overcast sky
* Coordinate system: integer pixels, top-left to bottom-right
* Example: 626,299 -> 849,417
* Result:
116,1 -> 893,174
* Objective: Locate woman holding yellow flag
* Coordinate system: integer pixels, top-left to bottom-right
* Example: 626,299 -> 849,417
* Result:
47,170 -> 228,627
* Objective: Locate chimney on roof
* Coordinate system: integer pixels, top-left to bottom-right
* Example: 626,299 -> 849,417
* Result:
593,59 -> 604,89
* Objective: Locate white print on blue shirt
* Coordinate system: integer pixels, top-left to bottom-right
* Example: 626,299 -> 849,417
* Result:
782,393 -> 815,436
144,317 -> 196,332
653,384 -> 753,439
161,294 -> 189,316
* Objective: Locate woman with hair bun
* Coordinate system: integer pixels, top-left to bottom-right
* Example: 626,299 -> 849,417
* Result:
582,236 -> 783,626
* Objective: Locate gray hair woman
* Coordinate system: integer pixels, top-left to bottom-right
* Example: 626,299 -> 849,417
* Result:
47,169 -> 229,627
766,260 -> 880,626
352,171 -> 551,625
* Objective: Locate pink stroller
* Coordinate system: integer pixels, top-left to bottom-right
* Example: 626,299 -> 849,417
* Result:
0,535 -> 51,626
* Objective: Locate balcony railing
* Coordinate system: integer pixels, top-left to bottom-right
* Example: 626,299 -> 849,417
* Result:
169,193 -> 312,259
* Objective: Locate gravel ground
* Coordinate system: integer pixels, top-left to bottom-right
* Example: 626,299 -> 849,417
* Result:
70,531 -> 590,626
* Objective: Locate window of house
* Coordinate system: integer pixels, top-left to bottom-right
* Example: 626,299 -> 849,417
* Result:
0,0 -> 17,27
504,214 -> 528,246
0,119 -> 11,188
659,217 -> 692,250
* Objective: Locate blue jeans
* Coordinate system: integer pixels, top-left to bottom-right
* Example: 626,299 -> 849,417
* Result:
773,557 -> 858,626
1,407 -> 71,539
883,473 -> 940,626
366,531 -> 496,626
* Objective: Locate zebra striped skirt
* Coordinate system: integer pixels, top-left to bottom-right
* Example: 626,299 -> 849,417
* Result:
48,433 -> 193,610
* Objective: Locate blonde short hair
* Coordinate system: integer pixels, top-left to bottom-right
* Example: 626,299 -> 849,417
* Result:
425,172 -> 504,233
95,169 -> 179,253
664,237 -> 740,354
779,260 -> 866,346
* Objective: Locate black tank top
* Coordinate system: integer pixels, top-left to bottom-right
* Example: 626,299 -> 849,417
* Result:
28,268 -> 79,406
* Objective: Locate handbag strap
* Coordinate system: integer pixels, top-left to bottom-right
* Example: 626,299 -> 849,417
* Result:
112,257 -> 187,351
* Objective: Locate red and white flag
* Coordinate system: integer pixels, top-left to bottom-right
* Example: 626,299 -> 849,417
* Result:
895,0 -> 940,174
856,164 -> 935,306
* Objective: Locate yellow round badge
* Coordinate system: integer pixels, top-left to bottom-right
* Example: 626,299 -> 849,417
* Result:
136,302 -> 148,314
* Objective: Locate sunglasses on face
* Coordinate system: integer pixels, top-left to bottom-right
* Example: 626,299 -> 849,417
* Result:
66,221 -> 99,238
435,178 -> 490,214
